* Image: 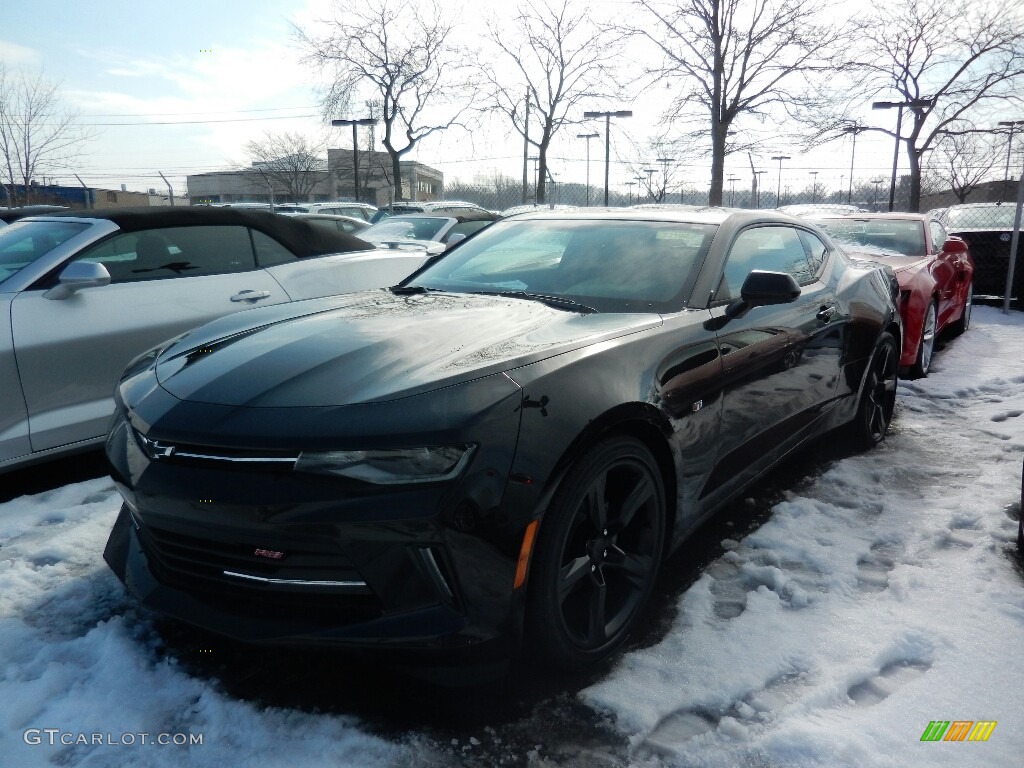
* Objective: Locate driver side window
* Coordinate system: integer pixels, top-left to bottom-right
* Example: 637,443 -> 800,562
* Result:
716,226 -> 812,302
71,226 -> 257,283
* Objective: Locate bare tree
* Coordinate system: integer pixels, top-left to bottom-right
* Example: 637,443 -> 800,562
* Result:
241,131 -> 328,203
482,0 -> 622,204
0,66 -> 93,205
296,0 -> 474,201
840,0 -> 1024,211
630,0 -> 846,206
925,126 -> 1001,203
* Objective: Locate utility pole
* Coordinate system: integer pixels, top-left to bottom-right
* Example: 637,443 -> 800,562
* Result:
73,174 -> 92,209
157,171 -> 175,206
523,89 -> 531,204
577,132 -> 600,206
583,110 -> 632,206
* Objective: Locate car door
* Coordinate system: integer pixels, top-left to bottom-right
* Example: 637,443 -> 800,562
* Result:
11,224 -> 289,452
703,224 -> 843,499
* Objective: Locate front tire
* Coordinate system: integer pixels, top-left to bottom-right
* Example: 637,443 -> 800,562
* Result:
909,300 -> 937,378
850,331 -> 898,449
527,437 -> 666,669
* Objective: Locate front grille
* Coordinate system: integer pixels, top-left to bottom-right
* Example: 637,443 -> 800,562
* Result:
137,523 -> 381,624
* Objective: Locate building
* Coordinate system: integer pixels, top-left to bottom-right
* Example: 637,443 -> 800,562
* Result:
187,151 -> 443,207
1,183 -> 185,210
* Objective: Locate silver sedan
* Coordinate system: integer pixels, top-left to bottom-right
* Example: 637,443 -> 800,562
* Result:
0,207 -> 430,472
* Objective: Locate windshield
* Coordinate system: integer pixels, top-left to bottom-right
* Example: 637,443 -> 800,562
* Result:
943,205 -> 1019,229
363,216 -> 449,241
0,220 -> 90,282
409,218 -> 717,313
809,218 -> 925,257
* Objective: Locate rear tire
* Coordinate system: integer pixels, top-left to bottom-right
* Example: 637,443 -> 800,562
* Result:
850,331 -> 898,449
909,301 -> 937,378
527,437 -> 666,669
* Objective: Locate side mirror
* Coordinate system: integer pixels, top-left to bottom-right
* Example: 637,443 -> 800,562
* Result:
942,237 -> 968,255
740,270 -> 802,304
44,261 -> 112,300
445,233 -> 467,249
722,270 -> 801,320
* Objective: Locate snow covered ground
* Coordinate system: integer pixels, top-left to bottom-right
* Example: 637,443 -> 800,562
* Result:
1,306 -> 1022,768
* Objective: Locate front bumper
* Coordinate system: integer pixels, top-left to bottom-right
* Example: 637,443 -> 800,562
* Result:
103,370 -> 531,660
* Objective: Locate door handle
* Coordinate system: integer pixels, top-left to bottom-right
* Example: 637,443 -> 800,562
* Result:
230,290 -> 271,302
816,305 -> 837,323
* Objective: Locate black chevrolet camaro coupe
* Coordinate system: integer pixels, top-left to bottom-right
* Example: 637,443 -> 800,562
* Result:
104,208 -> 901,671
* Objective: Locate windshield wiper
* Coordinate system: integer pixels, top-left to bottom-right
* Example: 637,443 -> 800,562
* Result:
389,285 -> 442,295
496,290 -> 598,314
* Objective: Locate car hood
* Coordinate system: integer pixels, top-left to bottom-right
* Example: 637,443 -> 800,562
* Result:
155,289 -> 661,407
846,249 -> 929,277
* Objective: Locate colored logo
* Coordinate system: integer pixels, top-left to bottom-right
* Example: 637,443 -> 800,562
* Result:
920,720 -> 996,742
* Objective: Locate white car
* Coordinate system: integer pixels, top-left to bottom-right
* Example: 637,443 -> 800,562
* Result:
0,206 -> 430,472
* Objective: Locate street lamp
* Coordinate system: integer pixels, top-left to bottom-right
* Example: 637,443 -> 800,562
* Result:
528,156 -> 539,201
771,155 -> 791,206
643,168 -> 658,201
583,110 -> 633,205
997,120 -> 1024,204
809,171 -> 818,204
872,98 -> 934,211
871,177 -> 886,211
727,175 -> 740,206
841,124 -> 867,205
576,132 -> 600,206
331,117 -> 378,203
754,170 -> 767,208
626,180 -> 637,205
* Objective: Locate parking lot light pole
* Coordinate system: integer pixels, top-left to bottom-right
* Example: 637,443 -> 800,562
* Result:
997,120 -> 1024,204
809,171 -> 818,204
872,99 -> 934,211
332,118 -> 378,203
643,168 -> 658,201
727,175 -> 739,206
576,133 -> 600,206
584,110 -> 633,206
771,155 -> 791,206
754,170 -> 767,208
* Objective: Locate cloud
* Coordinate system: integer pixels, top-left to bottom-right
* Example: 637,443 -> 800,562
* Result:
0,39 -> 39,65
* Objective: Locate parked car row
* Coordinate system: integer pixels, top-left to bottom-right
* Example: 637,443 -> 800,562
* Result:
5,198 -> 997,675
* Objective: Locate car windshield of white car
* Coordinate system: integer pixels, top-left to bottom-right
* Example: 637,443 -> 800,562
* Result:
364,216 -> 448,241
412,218 -> 716,313
811,218 -> 924,257
0,220 -> 90,281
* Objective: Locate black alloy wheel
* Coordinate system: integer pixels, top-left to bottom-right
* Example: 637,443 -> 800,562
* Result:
527,437 -> 666,669
852,331 -> 898,449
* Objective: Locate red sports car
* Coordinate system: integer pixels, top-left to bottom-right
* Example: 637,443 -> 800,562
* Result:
806,213 -> 974,378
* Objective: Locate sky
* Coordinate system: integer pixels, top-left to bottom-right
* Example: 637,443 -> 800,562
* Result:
0,305 -> 1022,767
0,0 -> 1013,202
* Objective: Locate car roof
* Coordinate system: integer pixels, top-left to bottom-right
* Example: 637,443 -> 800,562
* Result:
37,206 -> 372,256
806,212 -> 927,221
506,206 -> 789,226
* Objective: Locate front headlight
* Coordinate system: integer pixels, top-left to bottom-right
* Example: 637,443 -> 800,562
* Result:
294,444 -> 477,485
